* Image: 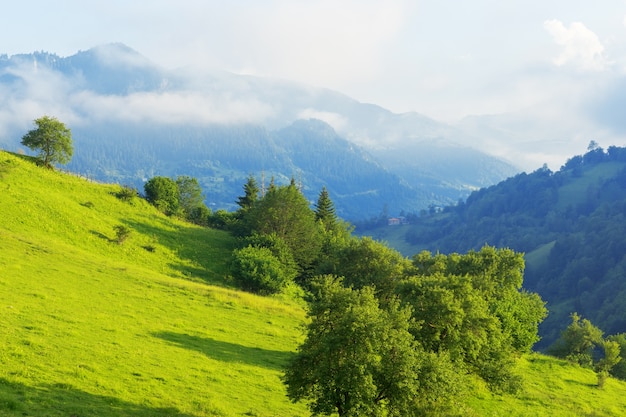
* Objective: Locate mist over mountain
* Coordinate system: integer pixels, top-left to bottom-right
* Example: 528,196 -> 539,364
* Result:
0,43 -> 519,219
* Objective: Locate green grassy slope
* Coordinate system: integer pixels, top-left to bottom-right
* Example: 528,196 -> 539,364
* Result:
0,151 -> 307,416
1,150 -> 626,416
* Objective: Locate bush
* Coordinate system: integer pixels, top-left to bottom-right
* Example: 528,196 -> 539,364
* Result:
230,246 -> 292,294
113,225 -> 131,245
116,185 -> 138,202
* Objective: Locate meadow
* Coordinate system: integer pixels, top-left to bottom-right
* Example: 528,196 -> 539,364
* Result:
1,150 -> 625,416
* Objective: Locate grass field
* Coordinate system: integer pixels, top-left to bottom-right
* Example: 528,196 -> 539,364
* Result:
1,150 -> 626,416
0,152 -> 307,416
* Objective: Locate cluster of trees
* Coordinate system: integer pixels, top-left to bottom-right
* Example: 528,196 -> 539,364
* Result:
402,145 -> 626,348
143,175 -> 211,225
216,176 -> 548,416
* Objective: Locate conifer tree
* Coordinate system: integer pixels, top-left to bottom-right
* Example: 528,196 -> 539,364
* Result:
237,175 -> 259,210
315,187 -> 337,231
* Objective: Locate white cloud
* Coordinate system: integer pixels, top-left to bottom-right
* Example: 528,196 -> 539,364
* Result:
296,109 -> 347,131
544,19 -> 608,71
69,91 -> 276,125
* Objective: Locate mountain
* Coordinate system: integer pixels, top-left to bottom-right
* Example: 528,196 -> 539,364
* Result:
389,145 -> 626,348
0,43 -> 519,220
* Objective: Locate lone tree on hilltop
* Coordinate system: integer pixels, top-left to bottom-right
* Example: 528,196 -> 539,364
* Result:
21,116 -> 73,168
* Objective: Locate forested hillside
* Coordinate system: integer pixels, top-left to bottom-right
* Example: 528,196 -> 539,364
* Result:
0,44 -> 518,220
400,145 -> 626,348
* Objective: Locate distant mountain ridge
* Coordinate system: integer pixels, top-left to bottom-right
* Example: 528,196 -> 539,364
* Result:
0,43 -> 519,219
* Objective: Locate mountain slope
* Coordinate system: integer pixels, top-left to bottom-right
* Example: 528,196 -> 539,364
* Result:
395,145 -> 626,348
1,150 -> 626,416
0,150 -> 308,416
0,44 -> 519,219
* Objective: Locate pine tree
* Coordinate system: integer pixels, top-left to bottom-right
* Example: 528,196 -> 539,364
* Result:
315,187 -> 337,231
237,175 -> 259,210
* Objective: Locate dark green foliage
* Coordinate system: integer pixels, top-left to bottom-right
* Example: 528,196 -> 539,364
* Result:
144,176 -> 179,215
21,116 -> 73,168
236,175 -> 259,211
314,186 -> 337,231
188,204 -> 212,226
284,276 -> 445,417
242,183 -> 321,278
548,313 -> 624,387
230,245 -> 294,294
595,339 -> 621,388
207,209 -> 236,230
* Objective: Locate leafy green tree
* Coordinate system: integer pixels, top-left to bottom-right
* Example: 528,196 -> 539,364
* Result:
320,236 -> 410,303
21,115 -> 73,168
284,276 -> 424,417
595,339 -> 621,388
144,176 -> 179,215
548,313 -> 604,367
608,333 -> 626,380
243,233 -> 298,280
230,245 -> 294,294
175,175 -> 206,221
188,204 -> 212,226
243,183 -> 321,277
399,247 -> 545,392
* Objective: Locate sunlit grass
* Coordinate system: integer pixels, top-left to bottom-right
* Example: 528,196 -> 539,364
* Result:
0,151 -> 307,416
1,150 -> 625,416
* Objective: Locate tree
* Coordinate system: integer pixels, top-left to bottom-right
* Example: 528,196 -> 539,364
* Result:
314,186 -> 337,231
548,313 -> 604,367
608,333 -> 626,380
21,115 -> 73,168
144,176 -> 179,215
595,339 -> 621,388
320,236 -> 410,303
175,175 -> 205,220
236,175 -> 259,211
399,247 -> 546,392
284,276 -> 425,416
243,183 -> 321,277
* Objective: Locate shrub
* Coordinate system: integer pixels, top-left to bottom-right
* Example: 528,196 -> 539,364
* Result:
116,185 -> 138,202
230,246 -> 292,294
113,225 -> 131,245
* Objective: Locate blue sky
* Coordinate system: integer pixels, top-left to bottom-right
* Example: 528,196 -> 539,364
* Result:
3,1 -> 626,168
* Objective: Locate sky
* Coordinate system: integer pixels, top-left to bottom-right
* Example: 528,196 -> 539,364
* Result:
3,1 -> 626,169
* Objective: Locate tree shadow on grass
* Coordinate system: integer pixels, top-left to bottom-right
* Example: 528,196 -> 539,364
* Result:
153,331 -> 292,371
122,218 -> 237,287
90,229 -> 114,243
0,377 -> 194,417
